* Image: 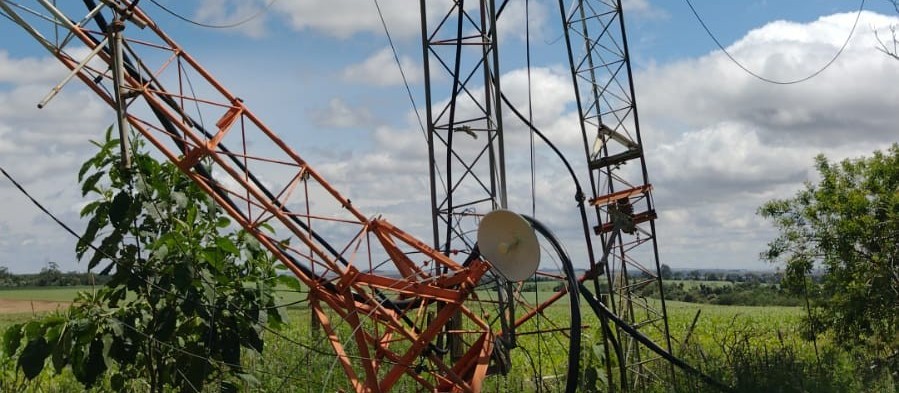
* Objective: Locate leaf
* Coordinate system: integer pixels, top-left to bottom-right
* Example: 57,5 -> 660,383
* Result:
109,192 -> 133,230
216,216 -> 231,228
77,208 -> 106,259
221,331 -> 242,366
243,327 -> 263,353
180,347 -> 209,391
173,262 -> 193,290
43,318 -> 65,345
74,338 -> 107,387
51,323 -> 71,373
584,366 -> 598,392
237,372 -> 260,386
99,261 -> 116,276
153,243 -> 170,261
23,320 -> 42,339
89,229 -> 123,270
216,237 -> 240,256
101,334 -> 114,368
156,307 -> 177,341
276,274 -> 304,292
3,324 -> 23,356
110,374 -> 125,391
79,201 -> 102,219
220,380 -> 239,393
78,156 -> 97,180
18,337 -> 50,379
80,171 -> 105,197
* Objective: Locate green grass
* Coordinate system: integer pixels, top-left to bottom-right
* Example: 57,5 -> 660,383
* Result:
1,285 -> 878,392
0,286 -> 89,302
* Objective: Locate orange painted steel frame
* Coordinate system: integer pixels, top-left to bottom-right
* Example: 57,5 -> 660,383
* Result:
0,1 -> 506,391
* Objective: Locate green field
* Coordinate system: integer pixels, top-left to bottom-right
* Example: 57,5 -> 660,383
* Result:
0,286 -> 88,302
0,286 -> 874,392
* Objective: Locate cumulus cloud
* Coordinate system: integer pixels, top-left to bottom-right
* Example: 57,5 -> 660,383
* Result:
0,52 -> 111,273
193,0 -> 270,37
341,48 -> 421,87
273,0 -> 431,39
493,0 -> 550,42
637,11 -> 899,268
309,98 -> 375,128
0,51 -> 66,84
638,11 -> 899,146
270,0 -> 544,39
621,0 -> 668,20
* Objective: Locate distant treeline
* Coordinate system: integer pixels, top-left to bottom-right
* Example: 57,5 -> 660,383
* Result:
643,281 -> 802,307
659,264 -> 785,284
519,263 -> 802,306
0,263 -> 111,288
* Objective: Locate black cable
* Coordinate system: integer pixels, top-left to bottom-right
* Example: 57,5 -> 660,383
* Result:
149,0 -> 277,29
526,0 -> 537,219
443,0 -> 465,256
683,0 -> 865,85
1,165 -> 84,242
521,215 -> 581,393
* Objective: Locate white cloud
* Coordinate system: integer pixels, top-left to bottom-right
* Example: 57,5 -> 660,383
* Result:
635,11 -> 899,268
341,48 -> 421,87
638,11 -> 899,146
493,0 -> 550,42
194,0 -> 270,37
309,98 -> 375,128
0,52 -> 110,273
273,0 -> 432,39
653,122 -> 809,197
621,0 -> 668,19
0,50 -> 66,84
270,0 -> 545,42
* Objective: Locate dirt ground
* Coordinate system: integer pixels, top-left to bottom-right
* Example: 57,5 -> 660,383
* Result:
0,298 -> 70,314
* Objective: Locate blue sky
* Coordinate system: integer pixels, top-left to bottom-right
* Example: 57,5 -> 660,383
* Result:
1,0 -> 898,273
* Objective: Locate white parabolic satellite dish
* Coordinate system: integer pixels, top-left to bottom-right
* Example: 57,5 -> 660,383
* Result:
476,209 -> 540,281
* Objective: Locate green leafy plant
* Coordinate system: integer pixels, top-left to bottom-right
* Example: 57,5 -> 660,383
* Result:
759,144 -> 899,386
3,128 -> 284,392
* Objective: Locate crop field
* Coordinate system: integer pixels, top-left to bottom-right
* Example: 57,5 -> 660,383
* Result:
0,285 -> 818,392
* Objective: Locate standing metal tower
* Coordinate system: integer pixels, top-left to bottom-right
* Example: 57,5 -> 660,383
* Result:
558,0 -> 674,389
420,0 -> 507,256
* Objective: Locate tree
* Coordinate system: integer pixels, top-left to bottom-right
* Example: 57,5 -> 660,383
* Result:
687,270 -> 702,281
759,145 -> 899,376
36,262 -> 62,286
659,263 -> 673,280
0,266 -> 11,287
2,129 -> 284,391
